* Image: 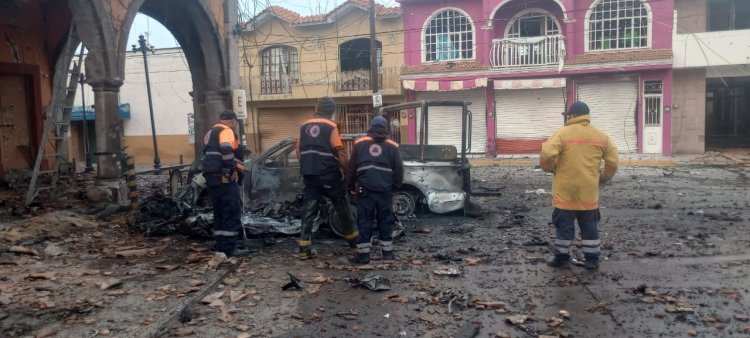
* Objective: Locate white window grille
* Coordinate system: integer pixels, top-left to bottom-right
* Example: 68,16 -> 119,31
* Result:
588,0 -> 649,51
644,80 -> 663,126
424,9 -> 474,62
507,10 -> 560,38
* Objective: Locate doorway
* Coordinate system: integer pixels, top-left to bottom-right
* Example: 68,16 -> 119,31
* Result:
706,77 -> 750,149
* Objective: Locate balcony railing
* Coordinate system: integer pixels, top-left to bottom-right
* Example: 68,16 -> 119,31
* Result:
490,35 -> 565,68
260,75 -> 291,95
336,69 -> 383,92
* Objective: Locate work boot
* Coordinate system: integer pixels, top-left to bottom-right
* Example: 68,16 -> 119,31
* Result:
229,248 -> 250,257
381,250 -> 395,261
297,247 -> 318,261
584,259 -> 600,271
348,252 -> 371,265
547,256 -> 571,268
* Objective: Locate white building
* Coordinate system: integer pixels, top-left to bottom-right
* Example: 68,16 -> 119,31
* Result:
72,47 -> 195,167
672,0 -> 750,153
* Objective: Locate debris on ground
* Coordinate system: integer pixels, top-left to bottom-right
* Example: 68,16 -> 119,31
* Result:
346,274 -> 392,291
282,273 -> 304,291
433,267 -> 461,276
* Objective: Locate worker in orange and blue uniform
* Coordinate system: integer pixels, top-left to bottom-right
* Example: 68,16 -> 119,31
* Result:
540,101 -> 619,270
295,97 -> 359,260
347,116 -> 404,264
201,110 -> 248,257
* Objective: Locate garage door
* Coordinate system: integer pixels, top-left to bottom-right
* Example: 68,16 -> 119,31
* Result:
577,81 -> 638,153
415,89 -> 487,154
258,107 -> 314,151
496,88 -> 566,153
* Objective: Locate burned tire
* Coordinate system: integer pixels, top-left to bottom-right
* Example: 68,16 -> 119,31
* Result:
328,202 -> 357,238
393,190 -> 417,217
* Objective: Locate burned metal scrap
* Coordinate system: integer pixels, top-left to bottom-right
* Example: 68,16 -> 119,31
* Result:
129,191 -> 212,238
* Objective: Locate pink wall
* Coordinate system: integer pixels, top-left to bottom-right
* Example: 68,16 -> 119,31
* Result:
400,0 -> 674,66
401,0 -> 485,65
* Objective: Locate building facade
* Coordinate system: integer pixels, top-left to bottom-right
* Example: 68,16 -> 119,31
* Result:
0,0 -> 239,181
673,0 -> 750,153
241,0 -> 405,153
399,0 -> 674,156
72,48 -> 196,167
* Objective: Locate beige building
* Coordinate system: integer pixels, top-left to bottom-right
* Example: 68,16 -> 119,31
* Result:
240,0 -> 405,152
673,0 -> 750,153
73,48 -> 196,166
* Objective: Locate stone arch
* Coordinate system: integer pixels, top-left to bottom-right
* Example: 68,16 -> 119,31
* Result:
67,0 -> 237,178
119,0 -> 233,156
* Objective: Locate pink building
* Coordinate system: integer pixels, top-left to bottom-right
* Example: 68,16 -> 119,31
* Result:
398,0 -> 674,156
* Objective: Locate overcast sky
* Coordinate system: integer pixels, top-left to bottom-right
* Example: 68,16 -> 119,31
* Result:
126,0 -> 398,49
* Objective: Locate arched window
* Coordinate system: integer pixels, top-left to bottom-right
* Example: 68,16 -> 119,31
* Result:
424,9 -> 474,62
507,10 -> 561,38
587,0 -> 649,51
260,45 -> 299,82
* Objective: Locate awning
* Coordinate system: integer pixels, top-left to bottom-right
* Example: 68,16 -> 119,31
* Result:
402,78 -> 488,92
494,78 -> 566,90
71,103 -> 131,121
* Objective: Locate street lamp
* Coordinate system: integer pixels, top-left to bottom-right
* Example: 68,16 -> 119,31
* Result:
132,34 -> 161,171
78,72 -> 94,172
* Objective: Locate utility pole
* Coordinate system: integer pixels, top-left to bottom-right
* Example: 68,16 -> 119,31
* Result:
132,34 -> 161,171
368,0 -> 382,110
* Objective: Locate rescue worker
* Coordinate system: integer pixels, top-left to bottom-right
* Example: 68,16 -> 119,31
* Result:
540,101 -> 619,270
296,97 -> 359,260
347,116 -> 404,264
201,110 -> 248,257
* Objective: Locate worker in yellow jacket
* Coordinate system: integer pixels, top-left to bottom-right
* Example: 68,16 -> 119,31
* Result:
539,101 -> 619,270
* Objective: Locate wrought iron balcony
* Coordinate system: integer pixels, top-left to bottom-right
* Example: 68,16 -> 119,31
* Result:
490,35 -> 565,68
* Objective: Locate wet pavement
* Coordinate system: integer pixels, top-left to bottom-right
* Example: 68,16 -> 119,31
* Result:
0,165 -> 749,337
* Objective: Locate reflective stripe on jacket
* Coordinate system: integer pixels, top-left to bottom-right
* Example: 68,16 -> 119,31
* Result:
299,118 -> 340,177
202,123 -> 243,174
349,135 -> 404,192
539,115 -> 619,210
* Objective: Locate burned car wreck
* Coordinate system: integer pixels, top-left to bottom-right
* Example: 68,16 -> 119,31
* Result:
131,101 -> 476,239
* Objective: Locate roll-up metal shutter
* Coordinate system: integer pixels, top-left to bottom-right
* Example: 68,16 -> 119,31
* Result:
258,107 -> 314,151
495,88 -> 566,153
415,89 -> 487,154
577,81 -> 638,153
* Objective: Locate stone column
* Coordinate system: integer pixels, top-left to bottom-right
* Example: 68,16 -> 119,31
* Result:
90,80 -> 124,179
193,90 -> 230,156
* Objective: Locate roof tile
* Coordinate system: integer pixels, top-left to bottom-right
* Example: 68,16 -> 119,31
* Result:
252,0 -> 400,27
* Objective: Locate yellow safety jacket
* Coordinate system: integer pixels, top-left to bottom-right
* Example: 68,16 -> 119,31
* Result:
539,115 -> 619,210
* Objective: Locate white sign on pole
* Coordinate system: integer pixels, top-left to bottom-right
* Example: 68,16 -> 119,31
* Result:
232,89 -> 247,119
372,92 -> 383,108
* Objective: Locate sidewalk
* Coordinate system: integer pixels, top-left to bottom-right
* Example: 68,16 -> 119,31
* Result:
471,154 -> 678,168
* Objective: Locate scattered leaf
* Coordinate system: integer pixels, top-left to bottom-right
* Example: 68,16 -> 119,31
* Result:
229,291 -> 249,303
114,248 -> 151,258
26,272 -> 57,281
506,315 -> 528,325
98,278 -> 122,290
10,245 -> 39,256
200,291 -> 225,304
465,258 -> 482,266
190,279 -> 205,287
156,265 -> 180,271
170,327 -> 195,336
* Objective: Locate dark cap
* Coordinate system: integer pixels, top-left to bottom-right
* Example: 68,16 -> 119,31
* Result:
562,101 -> 590,116
315,97 -> 337,118
371,116 -> 387,129
220,110 -> 238,120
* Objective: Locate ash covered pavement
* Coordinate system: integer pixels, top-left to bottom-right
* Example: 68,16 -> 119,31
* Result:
1,165 -> 749,337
